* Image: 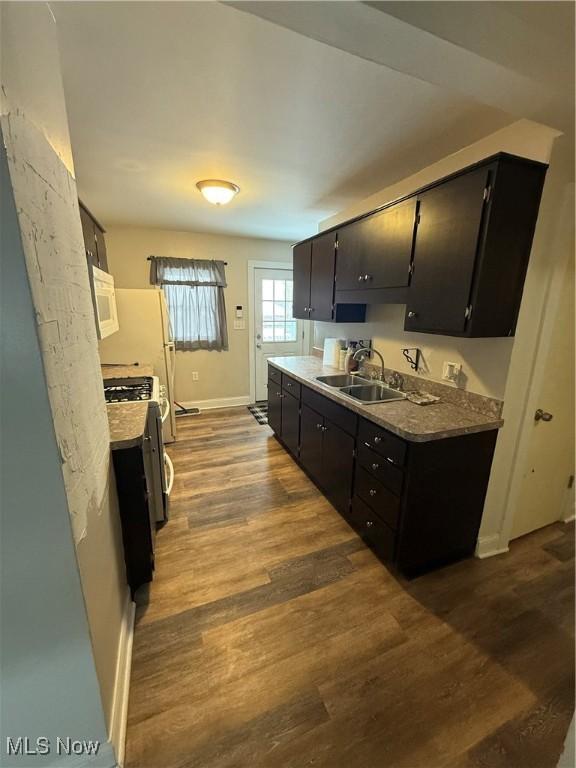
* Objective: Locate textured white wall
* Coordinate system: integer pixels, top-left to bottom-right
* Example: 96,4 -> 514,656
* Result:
1,0 -> 127,746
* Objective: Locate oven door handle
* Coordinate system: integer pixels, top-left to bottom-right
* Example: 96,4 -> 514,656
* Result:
161,396 -> 171,423
164,451 -> 174,495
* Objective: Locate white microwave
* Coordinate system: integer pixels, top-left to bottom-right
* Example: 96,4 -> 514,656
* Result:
92,266 -> 119,339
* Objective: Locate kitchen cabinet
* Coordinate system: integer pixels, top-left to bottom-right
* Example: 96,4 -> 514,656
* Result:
281,377 -> 301,456
293,153 -> 546,337
111,411 -> 156,597
267,362 -> 499,577
267,374 -> 283,436
336,196 -> 417,304
292,233 -> 366,323
299,386 -> 357,515
79,200 -> 108,272
267,371 -> 301,457
405,156 -> 546,336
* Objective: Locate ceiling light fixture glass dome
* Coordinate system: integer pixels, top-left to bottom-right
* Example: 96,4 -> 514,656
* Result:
196,179 -> 240,205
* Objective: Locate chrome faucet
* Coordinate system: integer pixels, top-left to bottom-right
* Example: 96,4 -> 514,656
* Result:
353,346 -> 385,381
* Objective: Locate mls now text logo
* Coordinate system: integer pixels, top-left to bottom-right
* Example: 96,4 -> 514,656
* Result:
6,737 -> 100,757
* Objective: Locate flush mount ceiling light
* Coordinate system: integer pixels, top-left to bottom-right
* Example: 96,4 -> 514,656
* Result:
196,179 -> 240,206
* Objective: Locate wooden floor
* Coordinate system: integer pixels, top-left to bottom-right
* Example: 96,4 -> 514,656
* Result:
126,407 -> 574,768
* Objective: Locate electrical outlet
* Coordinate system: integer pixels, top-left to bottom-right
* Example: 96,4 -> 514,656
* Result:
442,361 -> 462,383
192,371 -> 199,381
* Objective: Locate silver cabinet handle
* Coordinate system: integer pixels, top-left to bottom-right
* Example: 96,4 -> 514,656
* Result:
364,274 -> 372,281
303,306 -> 308,312
371,463 -> 380,470
408,311 -> 417,318
535,409 -> 553,422
316,423 -> 323,429
385,457 -> 395,464
321,425 -> 328,432
358,275 -> 364,282
366,520 -> 374,528
373,436 -> 382,444
369,489 -> 377,497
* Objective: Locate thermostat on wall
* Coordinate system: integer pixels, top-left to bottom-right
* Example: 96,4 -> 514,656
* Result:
236,305 -> 243,318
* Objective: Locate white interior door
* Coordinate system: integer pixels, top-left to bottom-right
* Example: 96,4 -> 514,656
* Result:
510,251 -> 575,539
254,268 -> 304,402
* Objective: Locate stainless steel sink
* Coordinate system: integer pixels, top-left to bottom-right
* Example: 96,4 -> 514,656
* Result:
316,374 -> 371,387
339,384 -> 407,404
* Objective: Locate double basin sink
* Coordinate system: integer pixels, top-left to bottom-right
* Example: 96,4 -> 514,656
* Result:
315,374 -> 406,404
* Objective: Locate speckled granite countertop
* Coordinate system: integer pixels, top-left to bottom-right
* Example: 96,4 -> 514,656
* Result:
269,356 -> 503,443
101,363 -> 154,379
107,401 -> 149,450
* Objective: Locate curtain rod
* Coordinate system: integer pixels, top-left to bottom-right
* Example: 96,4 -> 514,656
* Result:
147,256 -> 228,265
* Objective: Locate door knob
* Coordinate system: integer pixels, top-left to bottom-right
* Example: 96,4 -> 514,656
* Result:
535,409 -> 553,422
256,343 -> 262,349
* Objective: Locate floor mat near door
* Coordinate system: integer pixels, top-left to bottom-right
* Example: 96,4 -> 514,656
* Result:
247,402 -> 268,425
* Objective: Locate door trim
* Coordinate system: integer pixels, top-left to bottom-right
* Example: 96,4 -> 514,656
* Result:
247,260 -> 311,404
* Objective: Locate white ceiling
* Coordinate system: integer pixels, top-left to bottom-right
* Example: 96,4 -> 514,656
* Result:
53,1 -> 518,241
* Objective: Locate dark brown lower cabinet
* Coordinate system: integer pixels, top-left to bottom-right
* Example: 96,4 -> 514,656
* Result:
268,363 -> 498,578
299,404 -> 324,483
111,432 -> 156,597
281,388 -> 300,457
267,376 -> 282,435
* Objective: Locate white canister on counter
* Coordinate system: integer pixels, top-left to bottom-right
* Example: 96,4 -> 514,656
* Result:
338,349 -> 347,370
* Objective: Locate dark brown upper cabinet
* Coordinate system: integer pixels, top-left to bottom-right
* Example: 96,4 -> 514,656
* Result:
405,155 -> 546,337
336,196 -> 418,304
79,200 -> 108,272
293,152 -> 546,337
292,232 -> 366,323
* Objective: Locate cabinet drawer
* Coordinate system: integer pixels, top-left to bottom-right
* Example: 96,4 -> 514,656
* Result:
282,373 -> 301,400
302,386 -> 357,436
354,465 -> 400,530
356,442 -> 404,496
268,364 -> 282,385
350,495 -> 396,562
358,418 -> 407,466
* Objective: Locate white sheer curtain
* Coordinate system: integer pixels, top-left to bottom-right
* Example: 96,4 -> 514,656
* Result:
149,256 -> 228,351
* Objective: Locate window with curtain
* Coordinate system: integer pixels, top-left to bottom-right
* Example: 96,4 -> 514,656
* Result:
149,256 -> 228,351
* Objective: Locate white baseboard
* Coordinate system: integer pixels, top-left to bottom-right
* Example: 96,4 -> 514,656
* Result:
475,534 -> 510,559
563,514 -> 576,524
178,395 -> 251,412
109,594 -> 136,768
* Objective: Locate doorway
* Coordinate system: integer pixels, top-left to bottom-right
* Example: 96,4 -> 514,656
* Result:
248,261 -> 309,403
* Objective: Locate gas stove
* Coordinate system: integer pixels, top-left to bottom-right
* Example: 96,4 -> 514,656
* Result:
103,376 -> 159,404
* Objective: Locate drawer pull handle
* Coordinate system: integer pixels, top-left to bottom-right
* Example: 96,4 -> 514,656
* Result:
287,382 -> 292,387
358,275 -> 364,282
321,426 -> 328,432
371,463 -> 380,470
369,489 -> 377,497
366,520 -> 374,528
316,423 -> 323,430
373,436 -> 382,444
385,457 -> 395,465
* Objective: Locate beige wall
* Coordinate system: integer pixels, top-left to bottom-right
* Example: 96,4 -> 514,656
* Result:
315,119 -> 559,401
1,1 -> 127,744
106,226 -> 292,403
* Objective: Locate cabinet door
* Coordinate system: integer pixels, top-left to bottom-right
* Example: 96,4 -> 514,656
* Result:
281,390 -> 300,457
267,378 -> 283,436
310,232 -> 336,322
293,241 -> 312,319
79,205 -> 97,266
299,404 -> 324,484
337,198 -> 417,290
94,225 -> 108,272
405,167 -> 490,334
321,419 -> 355,515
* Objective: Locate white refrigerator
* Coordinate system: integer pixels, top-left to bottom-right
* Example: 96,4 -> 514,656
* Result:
99,288 -> 177,443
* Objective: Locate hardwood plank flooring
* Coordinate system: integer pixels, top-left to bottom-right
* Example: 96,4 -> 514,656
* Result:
126,407 -> 574,768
